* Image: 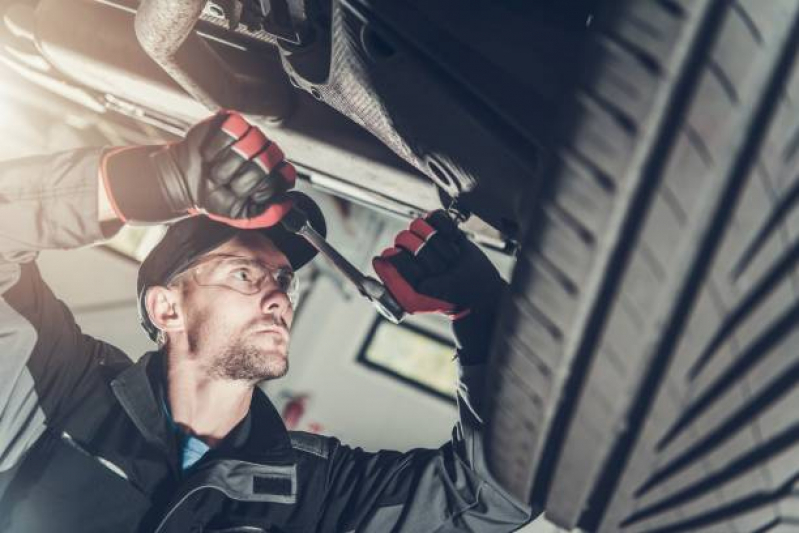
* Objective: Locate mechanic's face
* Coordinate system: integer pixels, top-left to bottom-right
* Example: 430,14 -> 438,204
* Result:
176,232 -> 295,383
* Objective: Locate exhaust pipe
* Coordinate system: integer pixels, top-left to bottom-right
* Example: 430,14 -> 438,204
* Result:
135,0 -> 295,122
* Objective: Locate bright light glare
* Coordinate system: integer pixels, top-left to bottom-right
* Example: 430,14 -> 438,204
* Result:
0,85 -> 30,159
0,78 -> 17,121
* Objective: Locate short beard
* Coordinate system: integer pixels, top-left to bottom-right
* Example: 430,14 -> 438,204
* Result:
182,300 -> 290,384
207,340 -> 289,383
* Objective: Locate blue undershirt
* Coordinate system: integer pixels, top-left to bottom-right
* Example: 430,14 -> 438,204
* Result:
180,434 -> 210,470
162,400 -> 211,471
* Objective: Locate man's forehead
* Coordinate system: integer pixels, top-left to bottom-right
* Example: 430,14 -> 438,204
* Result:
204,232 -> 291,266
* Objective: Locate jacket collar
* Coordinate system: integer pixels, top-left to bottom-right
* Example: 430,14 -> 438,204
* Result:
110,351 -> 173,453
205,388 -> 297,466
110,351 -> 296,466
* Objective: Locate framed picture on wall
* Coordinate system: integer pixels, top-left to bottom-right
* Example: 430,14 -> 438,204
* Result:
357,317 -> 458,403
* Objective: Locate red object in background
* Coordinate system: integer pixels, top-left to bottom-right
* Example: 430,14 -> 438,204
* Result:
280,391 -> 324,433
281,393 -> 307,429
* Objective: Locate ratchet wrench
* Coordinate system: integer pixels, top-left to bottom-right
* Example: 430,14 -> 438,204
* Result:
281,207 -> 407,323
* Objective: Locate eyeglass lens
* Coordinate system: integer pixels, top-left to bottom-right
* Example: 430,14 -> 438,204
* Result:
193,256 -> 299,305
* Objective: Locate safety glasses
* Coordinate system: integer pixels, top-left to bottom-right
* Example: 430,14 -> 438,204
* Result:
173,253 -> 299,307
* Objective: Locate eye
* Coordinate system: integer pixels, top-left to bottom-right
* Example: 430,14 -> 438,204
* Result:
231,267 -> 255,282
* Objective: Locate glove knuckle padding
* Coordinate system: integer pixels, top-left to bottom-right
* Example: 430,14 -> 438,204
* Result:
410,217 -> 461,274
423,234 -> 460,268
208,146 -> 248,186
414,240 -> 449,275
200,126 -> 240,163
257,142 -> 285,172
409,217 -> 436,239
380,248 -> 423,286
202,117 -> 293,211
229,164 -> 268,196
204,186 -> 237,214
373,254 -> 455,315
426,224 -> 460,257
235,128 -> 275,175
208,150 -> 261,186
394,230 -> 424,254
218,112 -> 250,141
250,180 -> 283,203
393,231 -> 442,276
425,210 -> 459,237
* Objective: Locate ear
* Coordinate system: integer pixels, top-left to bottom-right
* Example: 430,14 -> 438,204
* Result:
144,285 -> 184,336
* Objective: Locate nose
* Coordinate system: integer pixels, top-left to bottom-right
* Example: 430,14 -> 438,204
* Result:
260,287 -> 293,325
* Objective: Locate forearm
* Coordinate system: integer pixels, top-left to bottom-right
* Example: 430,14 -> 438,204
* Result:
0,149 -> 126,471
0,149 -> 122,260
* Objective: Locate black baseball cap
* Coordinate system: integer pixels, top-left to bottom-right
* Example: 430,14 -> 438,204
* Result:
137,191 -> 326,341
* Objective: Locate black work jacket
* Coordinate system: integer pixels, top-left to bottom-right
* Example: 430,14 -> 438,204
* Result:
0,149 -> 532,532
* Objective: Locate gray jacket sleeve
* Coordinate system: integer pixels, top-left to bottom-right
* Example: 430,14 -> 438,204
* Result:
0,149 -> 119,472
318,362 -> 535,532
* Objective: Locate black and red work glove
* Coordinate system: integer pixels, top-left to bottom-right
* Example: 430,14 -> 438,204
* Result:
101,111 -> 296,228
372,211 -> 507,365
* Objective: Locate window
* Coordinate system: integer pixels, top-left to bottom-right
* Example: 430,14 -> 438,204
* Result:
357,318 -> 457,403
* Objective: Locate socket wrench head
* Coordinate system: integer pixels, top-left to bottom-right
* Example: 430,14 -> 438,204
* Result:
361,277 -> 405,324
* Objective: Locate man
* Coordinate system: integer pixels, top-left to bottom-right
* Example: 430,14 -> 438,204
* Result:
0,111 -> 532,532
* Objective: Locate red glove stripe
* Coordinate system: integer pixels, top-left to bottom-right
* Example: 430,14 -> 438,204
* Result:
221,112 -> 250,140
395,230 -> 425,255
373,258 -> 456,315
265,142 -> 286,168
410,218 -> 437,241
201,198 -> 295,229
380,247 -> 402,259
233,127 -> 270,162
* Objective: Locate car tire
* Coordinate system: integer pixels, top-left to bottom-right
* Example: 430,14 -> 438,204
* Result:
484,1 -> 799,531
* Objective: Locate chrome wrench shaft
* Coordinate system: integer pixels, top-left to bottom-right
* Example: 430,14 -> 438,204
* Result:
281,208 -> 406,323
